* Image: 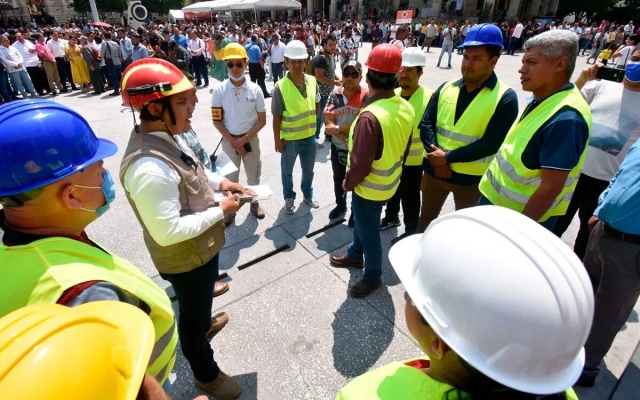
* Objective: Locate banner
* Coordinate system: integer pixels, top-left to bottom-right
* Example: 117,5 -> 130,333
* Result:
420,8 -> 431,17
396,9 -> 412,24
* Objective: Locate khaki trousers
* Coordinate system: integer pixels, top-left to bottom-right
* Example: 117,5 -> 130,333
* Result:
416,172 -> 481,233
43,61 -> 63,92
220,134 -> 261,186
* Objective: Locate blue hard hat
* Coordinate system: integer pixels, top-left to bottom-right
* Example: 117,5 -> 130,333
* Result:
0,99 -> 118,197
461,23 -> 504,50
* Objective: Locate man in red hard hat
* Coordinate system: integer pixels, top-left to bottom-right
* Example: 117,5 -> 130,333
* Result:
329,44 -> 414,298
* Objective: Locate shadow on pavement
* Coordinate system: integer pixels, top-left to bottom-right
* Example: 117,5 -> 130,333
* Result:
331,269 -> 395,378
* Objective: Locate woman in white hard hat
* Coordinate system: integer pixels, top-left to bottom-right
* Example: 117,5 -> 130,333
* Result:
336,205 -> 594,399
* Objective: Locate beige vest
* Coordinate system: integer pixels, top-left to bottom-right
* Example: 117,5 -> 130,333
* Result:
119,131 -> 225,274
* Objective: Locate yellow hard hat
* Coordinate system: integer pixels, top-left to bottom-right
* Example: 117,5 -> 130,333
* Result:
222,42 -> 248,60
0,301 -> 155,400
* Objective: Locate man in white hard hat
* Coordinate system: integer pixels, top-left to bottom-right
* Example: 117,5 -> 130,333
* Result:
381,48 -> 432,240
271,40 -> 321,215
336,206 -> 592,400
417,24 -> 519,233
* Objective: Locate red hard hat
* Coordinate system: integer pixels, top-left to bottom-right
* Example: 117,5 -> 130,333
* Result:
120,58 -> 194,109
365,44 -> 402,74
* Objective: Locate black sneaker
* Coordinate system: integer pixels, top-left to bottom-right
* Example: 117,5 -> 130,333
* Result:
380,217 -> 401,231
329,205 -> 347,220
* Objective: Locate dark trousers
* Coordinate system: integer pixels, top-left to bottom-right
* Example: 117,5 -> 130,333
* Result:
55,57 -> 75,90
271,62 -> 284,83
330,142 -> 347,208
552,173 -> 610,260
26,66 -> 50,94
507,37 -> 520,55
582,222 -> 640,378
191,55 -> 209,86
105,64 -> 122,94
0,70 -> 14,102
89,68 -> 105,94
384,165 -> 422,234
248,62 -> 268,96
159,255 -> 221,383
348,192 -> 384,284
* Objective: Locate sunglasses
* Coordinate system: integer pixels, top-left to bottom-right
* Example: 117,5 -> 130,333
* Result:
226,62 -> 244,69
343,71 -> 359,79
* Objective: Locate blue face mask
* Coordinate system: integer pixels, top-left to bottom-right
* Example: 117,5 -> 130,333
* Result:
625,61 -> 640,83
73,170 -> 116,216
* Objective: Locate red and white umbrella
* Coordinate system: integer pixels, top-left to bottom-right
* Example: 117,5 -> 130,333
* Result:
90,21 -> 112,28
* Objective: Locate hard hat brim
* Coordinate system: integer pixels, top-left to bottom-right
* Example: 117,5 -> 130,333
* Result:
87,138 -> 119,169
459,41 -> 505,51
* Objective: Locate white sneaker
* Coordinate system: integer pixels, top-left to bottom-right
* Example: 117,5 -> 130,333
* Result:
285,198 -> 295,214
304,197 -> 319,208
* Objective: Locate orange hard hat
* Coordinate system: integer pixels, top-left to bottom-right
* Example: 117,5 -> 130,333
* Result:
365,44 -> 403,74
120,58 -> 194,109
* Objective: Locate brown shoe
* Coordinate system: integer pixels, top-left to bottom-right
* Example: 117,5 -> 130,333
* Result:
250,202 -> 265,219
349,280 -> 382,298
195,371 -> 242,400
205,312 -> 229,341
213,281 -> 229,298
329,255 -> 364,269
223,213 -> 236,227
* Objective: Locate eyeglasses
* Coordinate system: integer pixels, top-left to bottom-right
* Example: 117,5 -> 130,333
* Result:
342,71 -> 359,79
226,62 -> 244,69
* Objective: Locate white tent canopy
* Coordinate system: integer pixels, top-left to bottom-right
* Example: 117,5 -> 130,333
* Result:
168,9 -> 184,20
182,0 -> 301,13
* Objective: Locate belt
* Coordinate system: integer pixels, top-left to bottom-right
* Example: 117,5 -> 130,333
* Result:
603,223 -> 640,245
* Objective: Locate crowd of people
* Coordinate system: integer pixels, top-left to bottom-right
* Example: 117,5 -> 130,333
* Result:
0,12 -> 640,400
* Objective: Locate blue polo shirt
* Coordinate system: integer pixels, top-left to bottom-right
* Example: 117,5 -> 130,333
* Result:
245,42 -> 262,64
420,72 -> 519,185
595,139 -> 640,235
171,34 -> 188,49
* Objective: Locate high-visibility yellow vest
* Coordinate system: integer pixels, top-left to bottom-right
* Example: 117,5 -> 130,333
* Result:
435,79 -> 509,176
395,85 -> 433,166
348,96 -> 414,201
335,359 -> 579,400
277,75 -> 317,141
0,237 -> 178,384
479,87 -> 592,222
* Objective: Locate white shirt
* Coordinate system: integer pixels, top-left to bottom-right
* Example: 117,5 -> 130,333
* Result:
12,40 -> 40,67
415,23 -> 422,32
580,80 -> 640,181
122,131 -> 227,247
513,23 -> 524,38
269,41 -> 286,63
227,34 -> 238,42
0,45 -> 25,73
615,46 -> 635,68
391,38 -> 404,51
188,37 -> 205,55
390,24 -> 398,39
211,79 -> 266,135
47,38 -> 67,58
624,24 -> 635,34
426,24 -> 437,37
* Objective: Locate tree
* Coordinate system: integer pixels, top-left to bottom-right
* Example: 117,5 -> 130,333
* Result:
554,0 -> 617,23
67,0 -> 128,16
143,0 -> 186,15
478,2 -> 493,22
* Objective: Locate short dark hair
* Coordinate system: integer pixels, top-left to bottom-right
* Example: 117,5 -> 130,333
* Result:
117,28 -> 125,33
104,32 -> 112,40
130,33 -> 139,39
485,45 -> 502,59
629,34 -> 640,46
321,33 -> 336,46
366,70 -> 396,90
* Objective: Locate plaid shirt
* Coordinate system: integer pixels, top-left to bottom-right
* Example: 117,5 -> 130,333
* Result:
179,129 -> 212,170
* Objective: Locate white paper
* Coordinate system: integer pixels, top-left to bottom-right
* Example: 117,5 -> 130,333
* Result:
245,185 -> 273,201
212,151 -> 238,177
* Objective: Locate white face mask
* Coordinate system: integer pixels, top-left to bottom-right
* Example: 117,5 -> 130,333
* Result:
228,72 -> 245,81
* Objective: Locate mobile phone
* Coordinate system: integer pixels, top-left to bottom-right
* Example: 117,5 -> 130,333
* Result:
596,67 -> 625,83
238,195 -> 254,204
236,142 -> 252,155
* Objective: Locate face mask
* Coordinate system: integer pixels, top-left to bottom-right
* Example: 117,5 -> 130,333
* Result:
625,61 -> 640,83
73,170 -> 116,216
228,72 -> 245,81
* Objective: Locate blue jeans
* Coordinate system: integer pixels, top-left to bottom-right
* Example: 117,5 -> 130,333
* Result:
191,55 -> 209,86
271,62 -> 284,83
0,70 -> 13,102
438,43 -> 453,66
105,64 -> 122,93
281,135 -> 317,199
9,69 -> 36,97
478,195 -> 557,230
315,95 -> 328,139
508,37 -> 520,55
348,192 -> 384,284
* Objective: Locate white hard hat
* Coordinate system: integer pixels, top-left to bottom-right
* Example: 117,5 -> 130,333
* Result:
389,206 -> 594,395
401,47 -> 426,67
284,40 -> 309,60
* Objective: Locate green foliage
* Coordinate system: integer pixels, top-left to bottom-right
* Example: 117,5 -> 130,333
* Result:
478,2 -> 493,22
446,0 -> 456,16
144,0 -> 186,15
67,0 -> 127,15
554,0 -> 617,23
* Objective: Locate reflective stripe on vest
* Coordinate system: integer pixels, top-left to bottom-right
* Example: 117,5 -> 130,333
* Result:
435,79 -> 509,175
334,359 -> 579,400
0,238 -> 178,384
479,86 -> 592,222
347,97 -> 414,201
277,75 -> 317,141
395,86 -> 433,166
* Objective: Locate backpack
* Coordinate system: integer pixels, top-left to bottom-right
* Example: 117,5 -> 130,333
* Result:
306,52 -> 324,76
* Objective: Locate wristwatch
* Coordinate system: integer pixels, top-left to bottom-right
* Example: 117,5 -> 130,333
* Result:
334,126 -> 340,134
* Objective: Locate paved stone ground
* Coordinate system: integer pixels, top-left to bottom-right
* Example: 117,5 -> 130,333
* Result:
6,43 -> 640,399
